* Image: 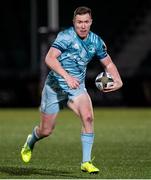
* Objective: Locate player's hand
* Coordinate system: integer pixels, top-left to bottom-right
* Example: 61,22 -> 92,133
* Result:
64,74 -> 80,89
102,81 -> 123,93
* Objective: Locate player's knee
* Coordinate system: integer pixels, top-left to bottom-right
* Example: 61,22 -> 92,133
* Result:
40,127 -> 54,137
85,114 -> 93,124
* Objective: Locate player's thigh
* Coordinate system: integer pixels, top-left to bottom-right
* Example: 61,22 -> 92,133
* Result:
68,92 -> 94,119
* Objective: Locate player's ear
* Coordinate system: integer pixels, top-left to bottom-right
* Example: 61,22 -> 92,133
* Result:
90,19 -> 93,25
73,18 -> 75,25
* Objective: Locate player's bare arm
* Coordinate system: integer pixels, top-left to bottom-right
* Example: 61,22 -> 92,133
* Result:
45,47 -> 80,89
101,55 -> 123,92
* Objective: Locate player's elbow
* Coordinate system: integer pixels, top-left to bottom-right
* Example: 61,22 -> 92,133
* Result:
45,56 -> 50,66
45,55 -> 54,69
117,79 -> 123,89
120,78 -> 123,87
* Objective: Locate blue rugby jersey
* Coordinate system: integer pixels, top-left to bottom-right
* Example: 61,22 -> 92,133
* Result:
47,27 -> 108,90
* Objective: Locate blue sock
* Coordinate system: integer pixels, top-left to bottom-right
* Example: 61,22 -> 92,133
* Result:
27,126 -> 42,149
81,133 -> 94,163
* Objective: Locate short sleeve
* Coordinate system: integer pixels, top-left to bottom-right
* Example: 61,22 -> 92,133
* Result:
52,31 -> 71,52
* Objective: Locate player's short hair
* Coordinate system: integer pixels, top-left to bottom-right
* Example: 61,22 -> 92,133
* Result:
73,6 -> 92,19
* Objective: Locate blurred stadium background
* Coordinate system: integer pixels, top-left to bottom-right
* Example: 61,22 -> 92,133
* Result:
0,0 -> 151,108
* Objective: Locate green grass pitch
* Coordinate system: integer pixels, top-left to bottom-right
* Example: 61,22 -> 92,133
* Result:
0,107 -> 151,179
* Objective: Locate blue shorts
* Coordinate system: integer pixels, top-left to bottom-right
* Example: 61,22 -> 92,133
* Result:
40,82 -> 87,114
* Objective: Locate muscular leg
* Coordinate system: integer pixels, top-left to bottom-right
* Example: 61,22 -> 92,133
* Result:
28,112 -> 58,149
21,112 -> 58,163
68,92 -> 94,133
68,93 -> 94,163
37,112 -> 58,137
21,82 -> 61,163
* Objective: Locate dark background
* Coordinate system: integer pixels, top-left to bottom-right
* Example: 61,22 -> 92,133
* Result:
0,0 -> 151,107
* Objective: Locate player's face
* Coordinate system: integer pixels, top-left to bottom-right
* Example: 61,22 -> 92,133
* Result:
73,13 -> 92,39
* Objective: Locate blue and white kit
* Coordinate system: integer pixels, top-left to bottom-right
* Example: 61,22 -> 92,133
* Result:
40,27 -> 108,114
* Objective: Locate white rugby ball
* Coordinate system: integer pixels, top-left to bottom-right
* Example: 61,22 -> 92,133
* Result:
95,72 -> 114,90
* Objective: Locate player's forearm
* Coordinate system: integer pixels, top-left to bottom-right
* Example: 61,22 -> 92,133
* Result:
102,62 -> 123,92
45,56 -> 80,89
101,55 -> 123,87
105,62 -> 122,84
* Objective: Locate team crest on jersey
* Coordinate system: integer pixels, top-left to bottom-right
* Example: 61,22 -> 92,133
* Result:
88,45 -> 95,53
